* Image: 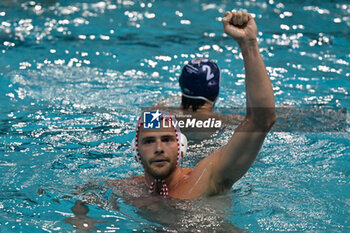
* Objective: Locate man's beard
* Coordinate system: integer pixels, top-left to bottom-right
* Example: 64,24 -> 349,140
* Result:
143,160 -> 177,179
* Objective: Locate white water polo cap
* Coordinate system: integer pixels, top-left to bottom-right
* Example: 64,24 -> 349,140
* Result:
130,110 -> 188,197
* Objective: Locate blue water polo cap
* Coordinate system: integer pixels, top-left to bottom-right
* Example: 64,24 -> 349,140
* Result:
179,58 -> 221,104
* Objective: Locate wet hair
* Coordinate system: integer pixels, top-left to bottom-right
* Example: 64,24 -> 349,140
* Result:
181,95 -> 206,112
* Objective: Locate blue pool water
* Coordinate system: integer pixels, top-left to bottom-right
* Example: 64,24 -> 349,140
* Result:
1,0 -> 349,232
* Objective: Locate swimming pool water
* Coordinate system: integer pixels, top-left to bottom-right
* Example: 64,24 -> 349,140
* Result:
0,0 -> 349,232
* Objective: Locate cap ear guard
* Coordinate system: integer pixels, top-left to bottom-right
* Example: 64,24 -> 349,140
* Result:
130,138 -> 139,162
130,133 -> 188,161
180,133 -> 187,158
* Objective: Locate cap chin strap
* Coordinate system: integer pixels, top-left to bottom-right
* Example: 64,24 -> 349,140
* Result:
149,179 -> 169,197
131,129 -> 187,198
181,92 -> 216,105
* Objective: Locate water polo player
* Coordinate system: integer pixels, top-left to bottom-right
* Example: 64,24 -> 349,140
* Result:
153,56 -> 244,127
179,58 -> 221,112
110,11 -> 276,199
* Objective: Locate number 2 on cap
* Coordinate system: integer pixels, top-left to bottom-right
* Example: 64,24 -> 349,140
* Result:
202,65 -> 214,81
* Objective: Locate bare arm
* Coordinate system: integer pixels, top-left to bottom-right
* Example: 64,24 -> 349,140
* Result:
199,12 -> 276,194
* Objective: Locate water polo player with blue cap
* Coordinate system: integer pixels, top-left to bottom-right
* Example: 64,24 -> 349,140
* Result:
179,59 -> 221,111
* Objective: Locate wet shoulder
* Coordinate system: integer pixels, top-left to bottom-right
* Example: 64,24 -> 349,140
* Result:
106,175 -> 148,198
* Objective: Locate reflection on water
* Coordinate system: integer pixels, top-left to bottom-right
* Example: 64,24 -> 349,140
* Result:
65,201 -> 103,233
69,182 -> 245,232
129,196 -> 243,232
